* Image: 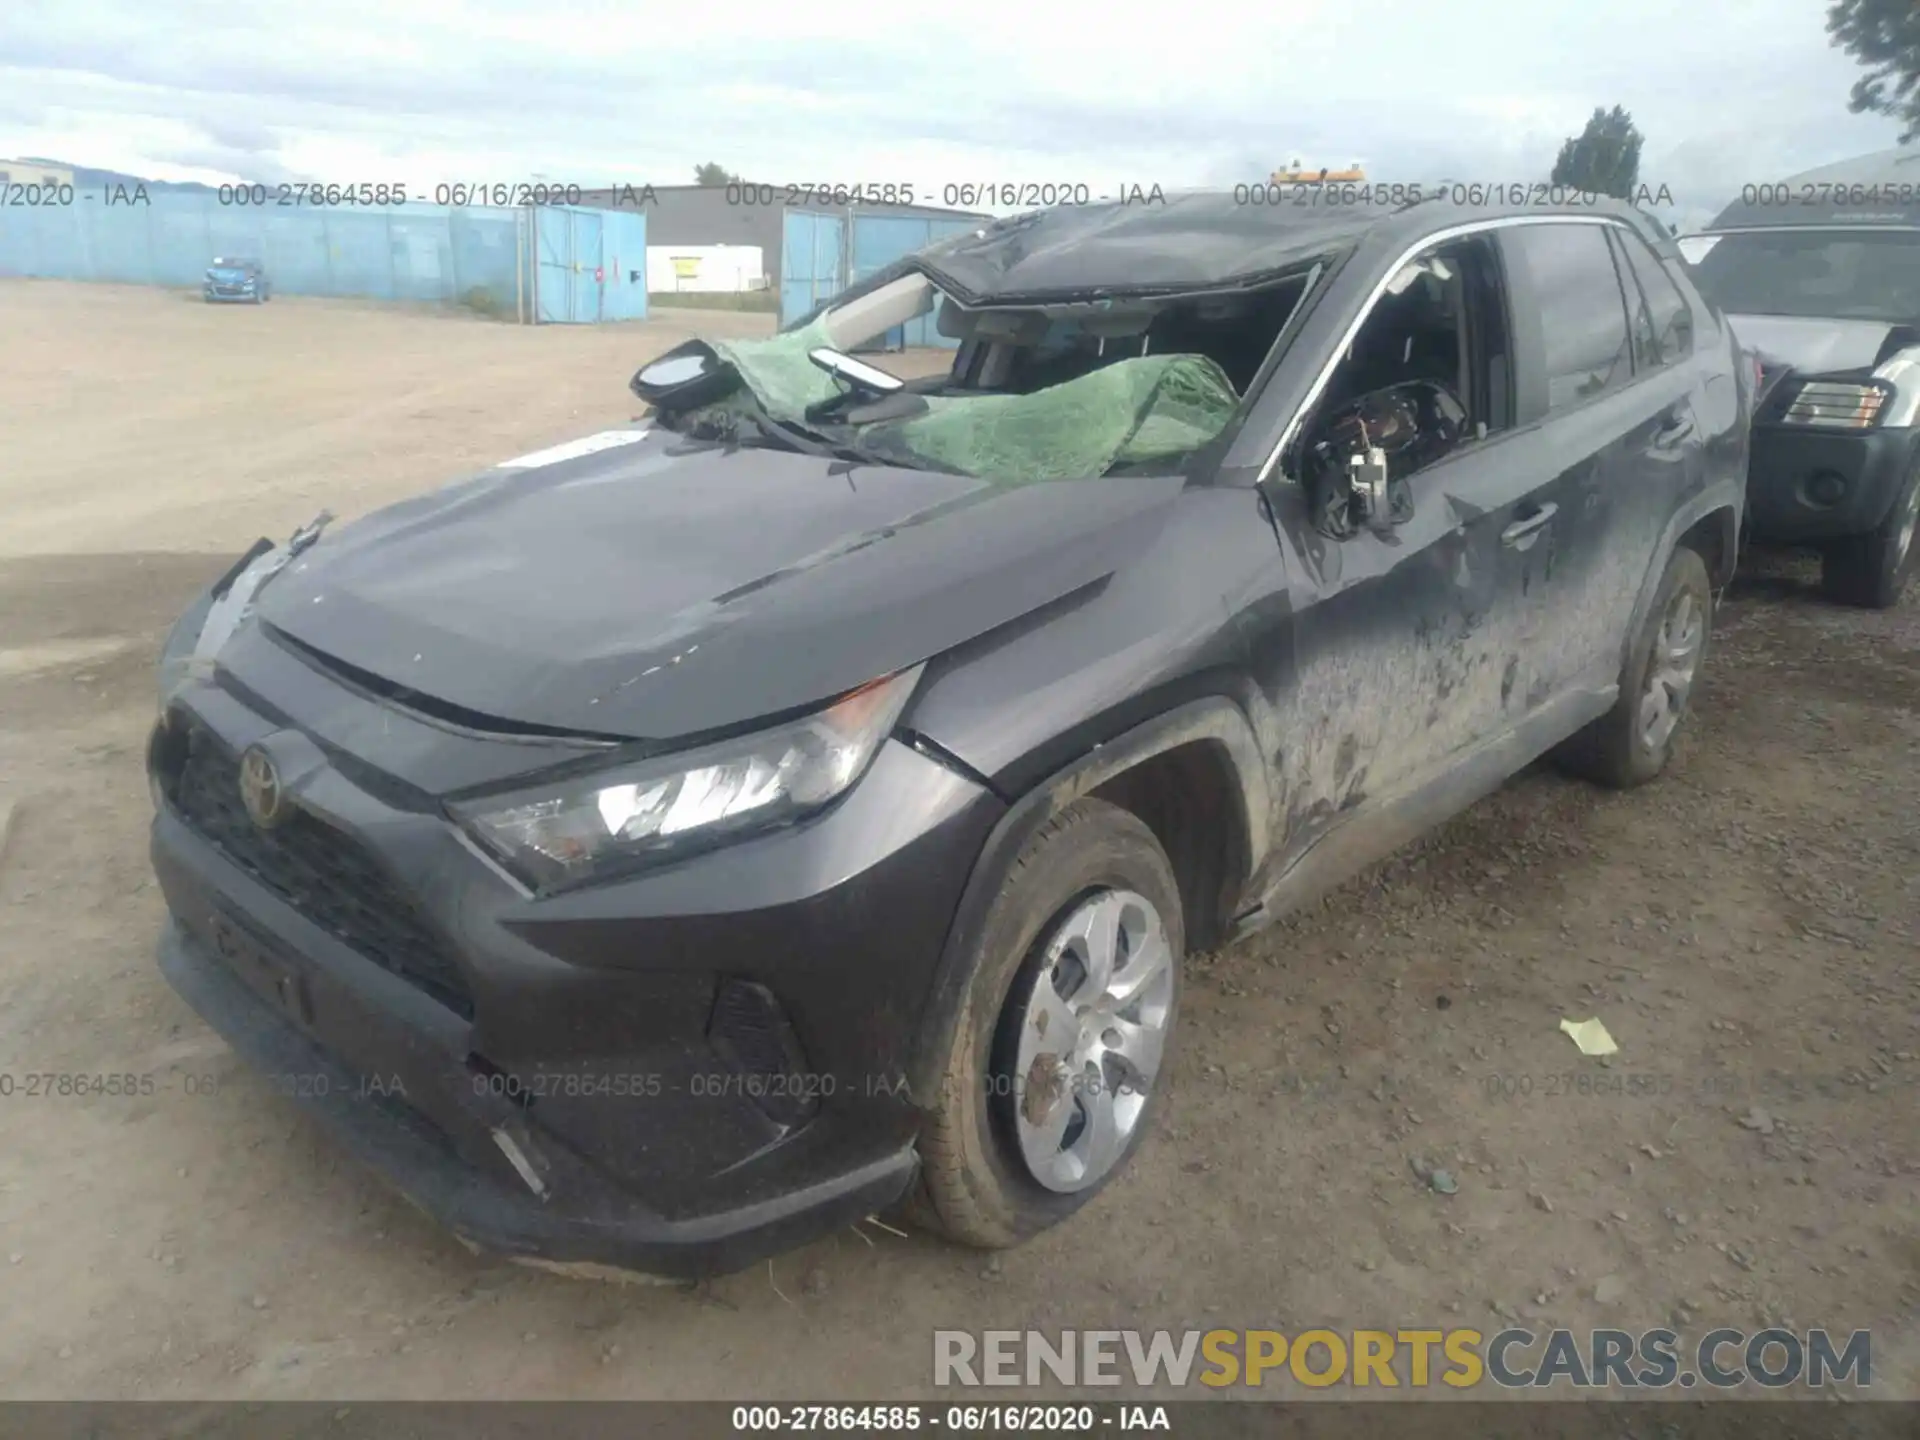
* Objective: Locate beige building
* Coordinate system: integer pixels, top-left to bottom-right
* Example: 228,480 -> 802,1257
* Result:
0,159 -> 76,188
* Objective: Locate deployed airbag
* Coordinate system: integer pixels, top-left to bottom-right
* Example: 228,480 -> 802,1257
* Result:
694,320 -> 1241,486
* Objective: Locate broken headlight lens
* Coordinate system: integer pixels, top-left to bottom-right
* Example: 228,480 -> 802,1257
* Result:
1780,380 -> 1889,429
449,665 -> 924,891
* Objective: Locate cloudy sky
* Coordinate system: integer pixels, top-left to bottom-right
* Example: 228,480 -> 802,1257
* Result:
0,0 -> 1904,230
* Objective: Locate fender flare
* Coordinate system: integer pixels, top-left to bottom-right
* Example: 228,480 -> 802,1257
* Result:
1619,481 -> 1742,672
904,696 -> 1269,1102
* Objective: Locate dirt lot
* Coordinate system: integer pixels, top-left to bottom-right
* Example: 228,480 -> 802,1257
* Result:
0,280 -> 1915,1401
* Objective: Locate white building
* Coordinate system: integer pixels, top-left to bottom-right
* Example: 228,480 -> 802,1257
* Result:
644,245 -> 766,294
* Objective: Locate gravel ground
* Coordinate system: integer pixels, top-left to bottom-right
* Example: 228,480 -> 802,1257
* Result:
0,280 -> 1914,1401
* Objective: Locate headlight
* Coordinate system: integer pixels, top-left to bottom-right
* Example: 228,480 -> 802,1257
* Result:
1781,380 -> 1890,429
156,587 -> 220,713
449,664 -> 924,891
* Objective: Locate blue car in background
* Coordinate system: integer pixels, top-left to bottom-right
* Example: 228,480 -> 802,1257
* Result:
204,257 -> 270,304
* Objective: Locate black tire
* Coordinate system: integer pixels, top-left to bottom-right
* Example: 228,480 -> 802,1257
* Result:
1820,464 -> 1920,609
905,798 -> 1183,1248
1554,546 -> 1713,789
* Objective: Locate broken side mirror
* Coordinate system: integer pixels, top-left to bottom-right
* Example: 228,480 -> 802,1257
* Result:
1347,446 -> 1397,534
630,340 -> 738,411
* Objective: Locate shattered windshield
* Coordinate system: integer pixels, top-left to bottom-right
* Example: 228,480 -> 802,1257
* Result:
1686,229 -> 1920,323
659,302 -> 1249,486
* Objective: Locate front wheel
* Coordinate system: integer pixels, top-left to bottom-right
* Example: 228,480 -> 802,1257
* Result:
1821,465 -> 1920,609
906,798 -> 1183,1248
1554,546 -> 1712,789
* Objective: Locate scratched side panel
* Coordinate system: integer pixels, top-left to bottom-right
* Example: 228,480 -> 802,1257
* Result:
1242,473 -> 1516,872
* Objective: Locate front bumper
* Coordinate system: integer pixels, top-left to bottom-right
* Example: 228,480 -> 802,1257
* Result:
156,917 -> 914,1277
1745,422 -> 1920,543
148,637 -> 1001,1277
204,285 -> 258,301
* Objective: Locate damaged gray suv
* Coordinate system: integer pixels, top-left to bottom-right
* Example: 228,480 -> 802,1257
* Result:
148,192 -> 1749,1278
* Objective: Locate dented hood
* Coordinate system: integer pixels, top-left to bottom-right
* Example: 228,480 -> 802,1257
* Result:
1727,313 -> 1916,376
255,429 -> 1183,741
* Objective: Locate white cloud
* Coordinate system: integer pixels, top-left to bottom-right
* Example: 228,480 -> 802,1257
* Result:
0,0 -> 1904,222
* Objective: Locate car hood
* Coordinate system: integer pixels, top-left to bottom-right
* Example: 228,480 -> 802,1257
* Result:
1726,313 -> 1918,376
255,428 -> 1185,742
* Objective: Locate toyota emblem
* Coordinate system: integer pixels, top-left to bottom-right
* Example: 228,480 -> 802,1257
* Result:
238,745 -> 288,829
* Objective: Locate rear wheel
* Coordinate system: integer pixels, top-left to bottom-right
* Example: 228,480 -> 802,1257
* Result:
907,798 -> 1182,1248
1554,546 -> 1712,789
1821,464 -> 1920,609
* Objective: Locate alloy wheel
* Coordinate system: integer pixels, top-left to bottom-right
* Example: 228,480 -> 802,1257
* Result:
1893,481 -> 1920,579
1639,587 -> 1705,750
1011,889 -> 1175,1193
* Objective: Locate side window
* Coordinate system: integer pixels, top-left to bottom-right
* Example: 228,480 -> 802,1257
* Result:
1294,236 -> 1513,536
1614,229 -> 1695,367
1606,230 -> 1659,372
1504,224 -> 1633,412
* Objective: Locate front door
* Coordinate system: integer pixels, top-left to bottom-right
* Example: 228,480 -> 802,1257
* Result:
1258,231 -> 1554,870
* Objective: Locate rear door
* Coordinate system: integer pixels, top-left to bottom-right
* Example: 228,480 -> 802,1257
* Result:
1606,223 -> 1712,577
1493,219 -> 1649,702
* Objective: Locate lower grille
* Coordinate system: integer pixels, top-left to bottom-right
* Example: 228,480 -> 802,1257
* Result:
707,978 -> 820,1129
165,723 -> 476,1019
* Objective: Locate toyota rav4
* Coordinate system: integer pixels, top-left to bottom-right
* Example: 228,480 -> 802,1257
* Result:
148,192 -> 1749,1278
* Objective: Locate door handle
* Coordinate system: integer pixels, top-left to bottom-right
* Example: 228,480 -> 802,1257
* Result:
1500,502 -> 1558,547
1653,408 -> 1694,447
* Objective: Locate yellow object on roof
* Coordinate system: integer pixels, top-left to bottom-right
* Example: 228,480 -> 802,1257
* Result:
1272,163 -> 1367,184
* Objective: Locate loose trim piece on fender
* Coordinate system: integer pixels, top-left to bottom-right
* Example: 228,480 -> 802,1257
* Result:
497,430 -> 651,470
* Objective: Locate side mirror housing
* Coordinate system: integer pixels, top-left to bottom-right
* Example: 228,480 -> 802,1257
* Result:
630,340 -> 738,411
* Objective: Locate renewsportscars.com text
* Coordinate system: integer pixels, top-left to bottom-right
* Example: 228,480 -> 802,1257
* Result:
933,1327 -> 1872,1390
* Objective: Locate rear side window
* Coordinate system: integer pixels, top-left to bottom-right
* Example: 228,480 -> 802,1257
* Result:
1504,224 -> 1633,412
1607,231 -> 1660,372
1614,229 -> 1694,367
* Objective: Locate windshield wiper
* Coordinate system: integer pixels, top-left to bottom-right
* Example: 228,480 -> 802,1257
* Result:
742,401 -> 947,474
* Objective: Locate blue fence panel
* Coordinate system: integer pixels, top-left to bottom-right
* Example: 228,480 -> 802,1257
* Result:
450,207 -> 522,313
521,204 -> 647,323
569,208 -> 603,321
599,208 -> 649,322
849,214 -> 927,347
387,213 -> 450,302
780,210 -> 845,327
842,213 -> 976,351
534,206 -> 574,321
91,202 -> 157,285
0,194 -> 528,313
261,209 -> 333,294
150,197 -> 214,285
329,211 -> 396,299
0,202 -> 78,278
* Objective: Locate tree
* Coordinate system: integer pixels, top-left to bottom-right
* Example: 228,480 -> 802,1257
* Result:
694,162 -> 741,186
1550,106 -> 1643,199
1828,0 -> 1920,140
